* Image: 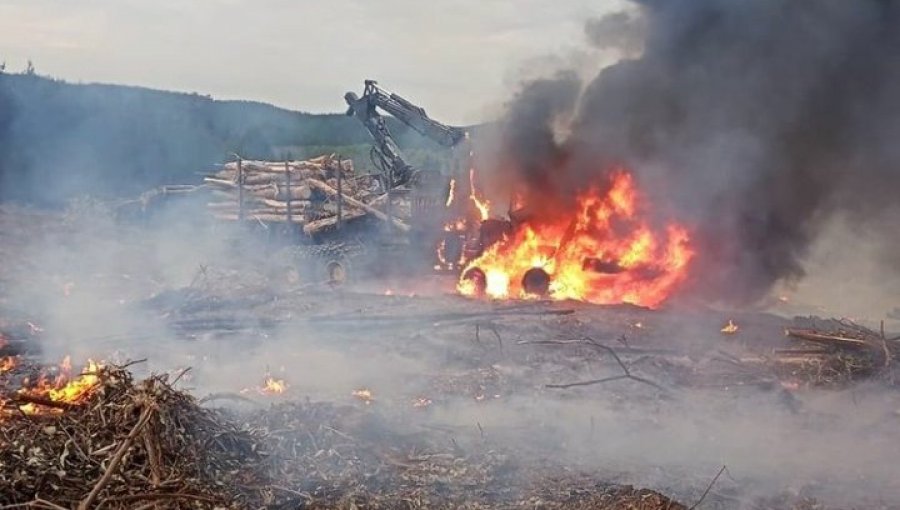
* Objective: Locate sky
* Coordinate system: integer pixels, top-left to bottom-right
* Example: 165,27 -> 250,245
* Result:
0,0 -> 628,124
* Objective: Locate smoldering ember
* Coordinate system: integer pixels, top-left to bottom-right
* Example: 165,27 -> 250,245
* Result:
2,2 -> 900,509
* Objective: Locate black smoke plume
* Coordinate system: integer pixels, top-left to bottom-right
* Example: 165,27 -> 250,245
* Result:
497,0 -> 900,304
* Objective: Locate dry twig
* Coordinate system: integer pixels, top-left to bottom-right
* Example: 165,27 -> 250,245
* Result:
531,336 -> 668,392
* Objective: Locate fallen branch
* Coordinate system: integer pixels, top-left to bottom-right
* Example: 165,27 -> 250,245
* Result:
198,392 -> 261,406
0,499 -> 68,510
304,308 -> 575,325
542,336 -> 667,392
785,328 -> 871,350
78,404 -> 155,510
100,492 -> 220,505
10,394 -> 79,410
689,465 -> 727,510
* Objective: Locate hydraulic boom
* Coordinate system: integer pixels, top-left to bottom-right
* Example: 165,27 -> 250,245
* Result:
345,80 -> 467,187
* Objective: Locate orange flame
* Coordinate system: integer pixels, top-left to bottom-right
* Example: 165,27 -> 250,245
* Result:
436,240 -> 448,267
458,169 -> 693,308
721,320 -> 739,334
261,376 -> 288,394
446,178 -> 456,207
0,356 -> 16,373
15,357 -> 103,415
352,388 -> 374,405
47,359 -> 101,403
469,168 -> 490,221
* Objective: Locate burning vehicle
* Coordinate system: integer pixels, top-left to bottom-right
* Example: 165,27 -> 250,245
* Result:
457,168 -> 693,307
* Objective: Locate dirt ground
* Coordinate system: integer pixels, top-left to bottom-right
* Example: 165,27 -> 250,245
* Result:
2,204 -> 900,509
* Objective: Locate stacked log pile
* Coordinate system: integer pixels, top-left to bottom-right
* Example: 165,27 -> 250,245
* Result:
203,155 -> 410,235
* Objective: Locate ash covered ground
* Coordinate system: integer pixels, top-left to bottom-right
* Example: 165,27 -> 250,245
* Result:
2,204 -> 900,509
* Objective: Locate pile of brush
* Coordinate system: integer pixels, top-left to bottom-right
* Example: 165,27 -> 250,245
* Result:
0,360 -> 688,509
779,318 -> 900,386
0,364 -> 271,509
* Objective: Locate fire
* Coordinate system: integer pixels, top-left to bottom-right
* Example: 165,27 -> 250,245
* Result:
436,240 -> 449,269
47,359 -> 102,403
14,357 -> 103,415
458,169 -> 693,308
412,397 -> 432,408
446,178 -> 456,207
242,372 -> 288,396
436,218 -> 470,271
351,388 -> 374,405
721,320 -> 739,334
469,168 -> 490,221
261,376 -> 288,395
0,356 -> 17,373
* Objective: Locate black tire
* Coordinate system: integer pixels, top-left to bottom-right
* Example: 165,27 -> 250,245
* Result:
324,256 -> 352,286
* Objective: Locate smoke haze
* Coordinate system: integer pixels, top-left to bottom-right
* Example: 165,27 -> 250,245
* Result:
495,0 -> 900,305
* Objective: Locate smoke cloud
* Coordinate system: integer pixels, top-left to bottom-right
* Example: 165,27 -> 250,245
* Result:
584,10 -> 646,55
495,0 -> 900,304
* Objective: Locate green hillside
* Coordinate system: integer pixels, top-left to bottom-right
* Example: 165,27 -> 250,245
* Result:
0,73 -> 457,205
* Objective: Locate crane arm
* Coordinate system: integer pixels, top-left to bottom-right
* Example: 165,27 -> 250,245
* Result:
356,81 -> 466,147
345,80 -> 467,187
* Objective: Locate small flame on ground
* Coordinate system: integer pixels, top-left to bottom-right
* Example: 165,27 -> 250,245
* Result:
261,376 -> 288,395
241,374 -> 289,396
352,388 -> 374,405
412,397 -> 432,408
721,320 -> 739,334
13,357 -> 104,415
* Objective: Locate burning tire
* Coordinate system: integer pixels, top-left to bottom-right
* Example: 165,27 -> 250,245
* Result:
522,267 -> 551,297
461,267 -> 487,297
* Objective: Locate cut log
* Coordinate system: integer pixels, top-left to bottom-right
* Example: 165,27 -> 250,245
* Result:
207,202 -> 312,213
302,210 -> 366,235
785,328 -> 872,350
212,213 -> 309,223
274,183 -> 312,201
306,179 -> 410,232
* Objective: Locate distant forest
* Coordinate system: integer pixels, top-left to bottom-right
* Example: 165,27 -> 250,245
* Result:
0,71 -> 460,205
